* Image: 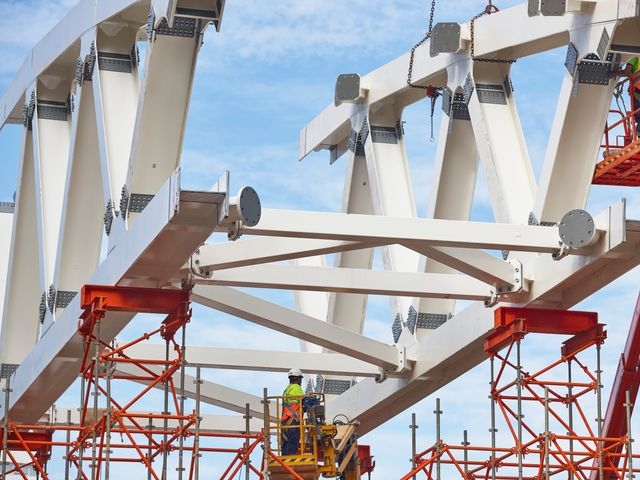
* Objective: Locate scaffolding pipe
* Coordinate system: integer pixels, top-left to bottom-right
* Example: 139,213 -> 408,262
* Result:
544,387 -> 550,480
262,388 -> 270,479
65,408 -> 71,480
435,398 -> 442,480
161,340 -> 170,480
411,412 -> 418,480
490,356 -> 497,480
245,403 -> 251,479
568,359 -> 575,480
177,326 -> 187,480
462,430 -> 469,477
193,367 -> 202,480
147,418 -> 154,480
597,344 -> 604,480
105,352 -> 112,480
516,340 -> 523,480
78,354 -> 86,480
90,319 -> 101,480
625,389 -> 634,480
2,375 -> 11,478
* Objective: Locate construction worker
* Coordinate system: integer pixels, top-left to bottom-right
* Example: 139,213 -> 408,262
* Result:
281,368 -> 304,455
613,57 -> 640,135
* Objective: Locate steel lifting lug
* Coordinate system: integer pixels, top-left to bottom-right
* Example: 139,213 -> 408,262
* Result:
484,291 -> 499,308
375,370 -> 388,383
189,248 -> 211,278
552,242 -> 570,261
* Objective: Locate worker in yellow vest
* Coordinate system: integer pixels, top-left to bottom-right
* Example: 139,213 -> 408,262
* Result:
281,368 -> 305,455
614,57 -> 640,136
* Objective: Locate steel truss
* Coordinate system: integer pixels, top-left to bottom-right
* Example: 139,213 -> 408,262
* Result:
2,0 -> 640,477
402,308 -> 638,480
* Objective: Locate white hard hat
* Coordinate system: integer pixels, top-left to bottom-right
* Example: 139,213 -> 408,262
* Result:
288,368 -> 303,378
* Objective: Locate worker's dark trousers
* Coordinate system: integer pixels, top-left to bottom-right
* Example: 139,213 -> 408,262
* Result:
281,419 -> 300,455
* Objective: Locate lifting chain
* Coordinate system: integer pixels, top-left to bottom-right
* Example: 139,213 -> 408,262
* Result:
407,0 -> 442,141
470,1 -> 516,64
407,0 -> 437,90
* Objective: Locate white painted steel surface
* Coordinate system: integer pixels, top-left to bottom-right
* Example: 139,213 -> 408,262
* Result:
1,0 -> 640,460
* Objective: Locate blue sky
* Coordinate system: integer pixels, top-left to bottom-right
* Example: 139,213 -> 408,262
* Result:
1,0 -> 640,478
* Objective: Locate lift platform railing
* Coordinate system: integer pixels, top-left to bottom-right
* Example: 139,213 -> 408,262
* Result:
595,77 -> 640,185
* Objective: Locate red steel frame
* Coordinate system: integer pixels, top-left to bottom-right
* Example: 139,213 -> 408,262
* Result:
1,284 -> 266,479
401,307 -> 640,480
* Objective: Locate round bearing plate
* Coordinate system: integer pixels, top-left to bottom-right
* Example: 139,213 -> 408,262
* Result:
237,186 -> 261,227
558,209 -> 595,248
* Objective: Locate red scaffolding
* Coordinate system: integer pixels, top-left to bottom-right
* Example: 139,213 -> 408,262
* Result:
0,284 -> 266,479
402,307 -> 640,480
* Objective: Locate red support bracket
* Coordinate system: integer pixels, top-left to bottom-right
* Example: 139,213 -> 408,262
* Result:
485,307 -> 602,355
78,284 -> 191,340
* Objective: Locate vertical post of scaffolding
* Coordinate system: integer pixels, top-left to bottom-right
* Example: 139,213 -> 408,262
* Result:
625,390 -> 634,480
596,344 -> 604,480
90,319 -> 101,480
147,418 -> 154,480
177,326 -> 187,480
262,388 -> 270,479
462,430 -> 470,477
435,397 -> 442,480
2,374 -> 11,478
78,352 -> 86,480
410,412 -> 418,480
544,387 -> 550,480
65,409 -> 71,480
516,340 -> 524,480
105,352 -> 112,480
568,360 -> 574,480
193,367 -> 202,480
161,340 -> 170,480
245,403 -> 251,479
490,356 -> 497,480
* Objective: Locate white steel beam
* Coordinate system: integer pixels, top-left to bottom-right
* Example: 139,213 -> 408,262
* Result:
414,61 -> 478,340
51,407 -> 264,434
91,27 -> 140,221
196,264 -> 494,301
124,344 -> 384,377
115,362 -> 267,419
293,252 -> 328,354
188,237 -> 376,272
8,173 -> 227,423
191,285 -> 404,372
125,17 -> 203,204
532,23 -> 618,223
407,244 -> 524,289
52,54 -> 104,317
245,209 -> 564,253
362,106 -> 420,316
32,88 -> 71,333
0,130 -> 41,367
0,207 -> 13,344
325,153 -> 374,337
468,63 -> 535,224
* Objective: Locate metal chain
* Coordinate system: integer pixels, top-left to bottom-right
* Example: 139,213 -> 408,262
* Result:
406,0 -> 443,141
470,2 -> 516,64
407,0 -> 437,89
